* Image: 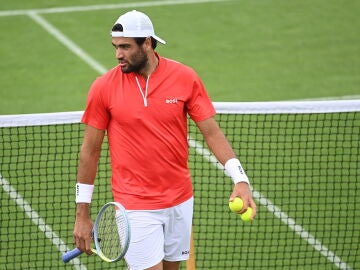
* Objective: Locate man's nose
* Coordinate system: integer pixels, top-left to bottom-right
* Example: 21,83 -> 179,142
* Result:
115,47 -> 123,59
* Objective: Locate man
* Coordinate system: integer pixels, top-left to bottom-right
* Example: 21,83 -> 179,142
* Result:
73,10 -> 256,270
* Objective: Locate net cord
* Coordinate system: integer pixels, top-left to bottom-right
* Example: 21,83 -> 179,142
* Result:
0,100 -> 359,127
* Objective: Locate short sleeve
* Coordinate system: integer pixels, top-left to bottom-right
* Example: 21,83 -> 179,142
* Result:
186,72 -> 216,122
81,77 -> 110,130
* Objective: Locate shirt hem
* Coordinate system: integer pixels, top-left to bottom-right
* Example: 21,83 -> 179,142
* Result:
116,192 -> 193,211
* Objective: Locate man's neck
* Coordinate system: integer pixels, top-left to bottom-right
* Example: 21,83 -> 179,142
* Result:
138,52 -> 159,78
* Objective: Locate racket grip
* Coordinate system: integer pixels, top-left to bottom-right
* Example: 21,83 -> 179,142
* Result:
62,247 -> 83,263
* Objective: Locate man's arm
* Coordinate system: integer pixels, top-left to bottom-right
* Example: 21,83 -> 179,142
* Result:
196,117 -> 257,219
73,125 -> 105,254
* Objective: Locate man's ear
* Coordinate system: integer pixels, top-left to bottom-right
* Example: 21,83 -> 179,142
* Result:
144,37 -> 153,50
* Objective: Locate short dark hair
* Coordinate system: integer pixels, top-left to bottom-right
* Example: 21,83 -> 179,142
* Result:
111,23 -> 158,49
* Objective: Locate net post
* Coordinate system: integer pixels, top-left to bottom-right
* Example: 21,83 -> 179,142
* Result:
186,230 -> 196,270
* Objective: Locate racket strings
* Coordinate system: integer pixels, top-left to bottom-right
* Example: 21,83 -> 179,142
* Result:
115,211 -> 129,251
97,206 -> 123,260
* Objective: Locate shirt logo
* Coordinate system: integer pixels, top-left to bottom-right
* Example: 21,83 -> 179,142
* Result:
165,98 -> 178,104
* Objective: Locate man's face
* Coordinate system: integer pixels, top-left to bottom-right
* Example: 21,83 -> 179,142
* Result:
112,37 -> 148,74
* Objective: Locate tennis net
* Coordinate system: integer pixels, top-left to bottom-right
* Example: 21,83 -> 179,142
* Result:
0,100 -> 359,270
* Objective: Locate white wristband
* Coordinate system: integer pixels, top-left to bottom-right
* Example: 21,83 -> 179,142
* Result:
224,158 -> 250,185
75,183 -> 94,203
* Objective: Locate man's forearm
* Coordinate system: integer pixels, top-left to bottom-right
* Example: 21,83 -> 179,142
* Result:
75,143 -> 102,204
77,147 -> 100,184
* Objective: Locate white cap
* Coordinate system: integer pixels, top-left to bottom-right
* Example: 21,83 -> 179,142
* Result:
111,10 -> 166,44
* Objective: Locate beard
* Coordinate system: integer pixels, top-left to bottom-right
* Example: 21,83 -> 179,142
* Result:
119,48 -> 148,74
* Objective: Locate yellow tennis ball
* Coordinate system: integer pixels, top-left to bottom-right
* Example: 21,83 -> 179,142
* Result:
241,207 -> 253,222
228,197 -> 244,213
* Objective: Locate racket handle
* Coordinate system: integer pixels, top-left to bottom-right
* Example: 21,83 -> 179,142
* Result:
62,247 -> 83,263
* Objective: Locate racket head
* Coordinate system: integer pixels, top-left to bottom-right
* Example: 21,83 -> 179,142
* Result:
93,202 -> 131,262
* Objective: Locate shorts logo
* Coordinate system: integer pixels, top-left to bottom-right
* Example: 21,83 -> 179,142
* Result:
165,98 -> 178,104
182,250 -> 190,255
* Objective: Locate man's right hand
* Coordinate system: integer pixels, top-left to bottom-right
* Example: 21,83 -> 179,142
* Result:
73,203 -> 93,255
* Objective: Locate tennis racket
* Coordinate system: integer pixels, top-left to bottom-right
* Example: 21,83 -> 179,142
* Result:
62,201 -> 131,263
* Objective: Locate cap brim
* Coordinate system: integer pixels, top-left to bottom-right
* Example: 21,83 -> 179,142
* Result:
153,35 -> 166,44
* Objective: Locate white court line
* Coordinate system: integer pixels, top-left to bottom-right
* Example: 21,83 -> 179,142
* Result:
0,0 -> 231,17
253,191 -> 352,270
25,0 -> 232,75
0,174 -> 87,270
27,12 -> 107,74
188,136 -> 353,270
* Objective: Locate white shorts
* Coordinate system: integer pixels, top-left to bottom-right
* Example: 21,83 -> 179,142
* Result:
124,197 -> 193,270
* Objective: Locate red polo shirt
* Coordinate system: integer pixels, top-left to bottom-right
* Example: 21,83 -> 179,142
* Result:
82,54 -> 216,210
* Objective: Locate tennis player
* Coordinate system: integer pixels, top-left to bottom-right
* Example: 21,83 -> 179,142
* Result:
73,10 -> 256,270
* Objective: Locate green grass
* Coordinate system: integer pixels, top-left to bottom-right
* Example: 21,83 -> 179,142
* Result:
0,0 -> 359,114
0,0 -> 359,269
